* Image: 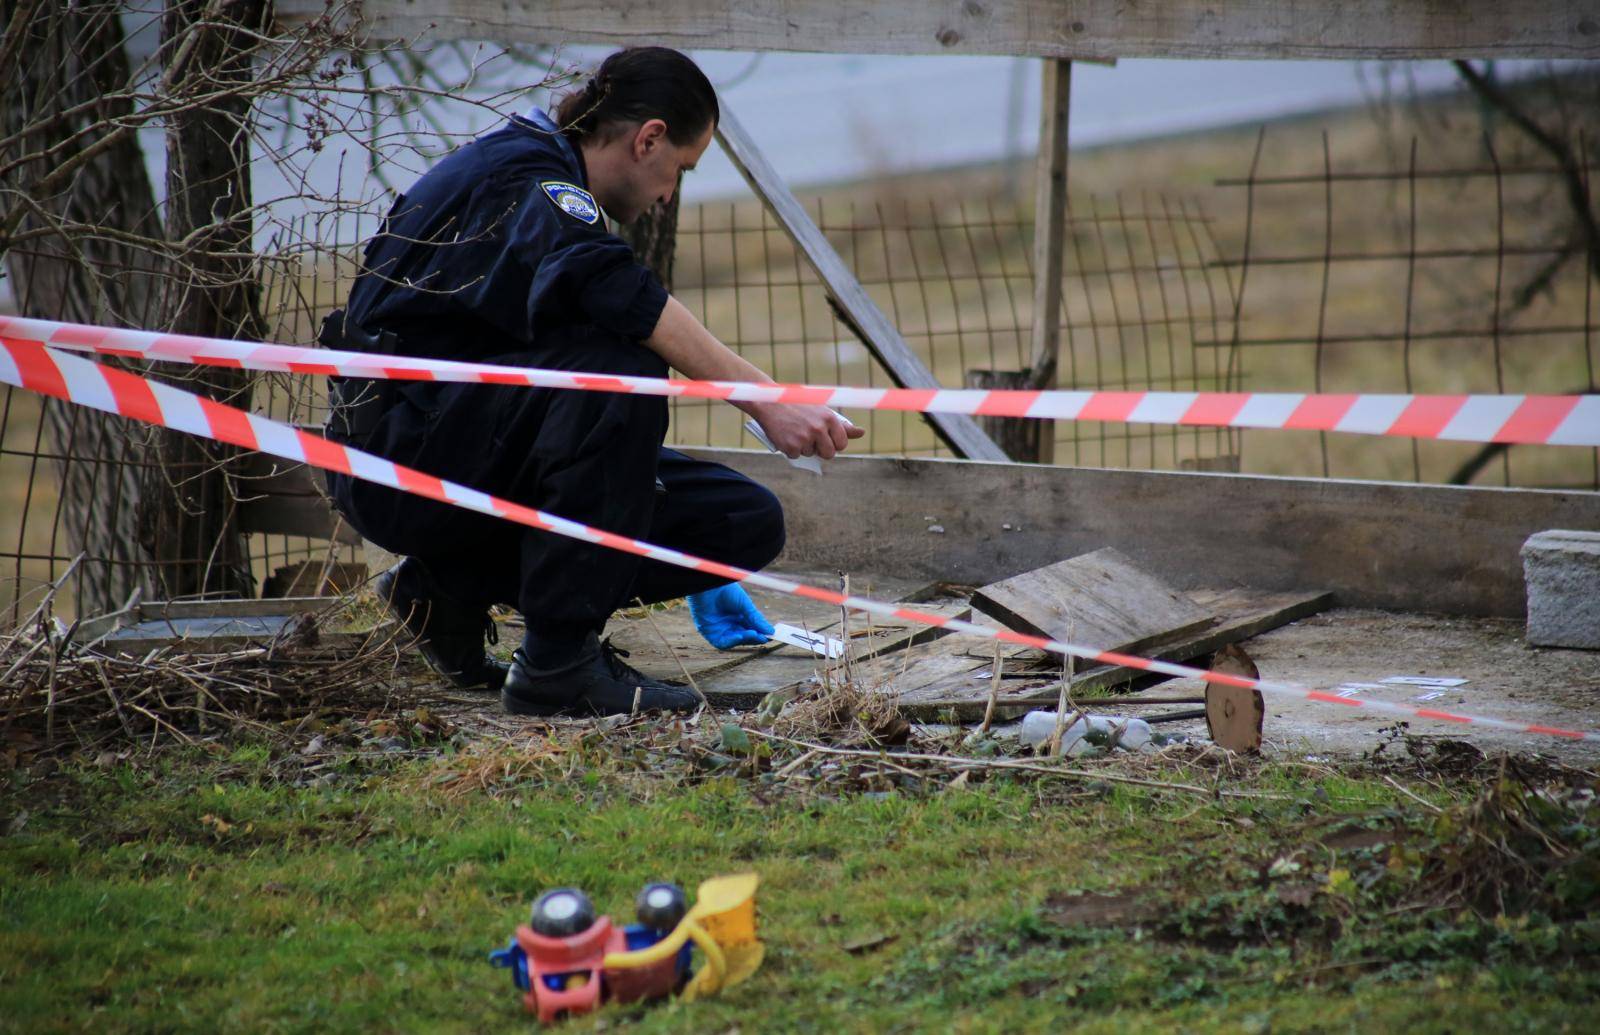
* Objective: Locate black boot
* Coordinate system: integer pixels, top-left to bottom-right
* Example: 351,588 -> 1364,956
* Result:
502,634 -> 700,716
374,560 -> 510,691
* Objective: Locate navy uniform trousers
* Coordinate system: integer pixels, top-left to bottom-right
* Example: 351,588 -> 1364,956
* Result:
325,326 -> 785,646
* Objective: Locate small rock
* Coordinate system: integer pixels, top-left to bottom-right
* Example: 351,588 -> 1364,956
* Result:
926,524 -> 945,534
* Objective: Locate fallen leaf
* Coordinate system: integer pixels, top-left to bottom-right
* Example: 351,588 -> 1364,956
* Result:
720,723 -> 753,756
841,933 -> 897,955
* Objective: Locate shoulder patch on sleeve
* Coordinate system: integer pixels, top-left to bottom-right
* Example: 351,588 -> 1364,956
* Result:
539,181 -> 601,225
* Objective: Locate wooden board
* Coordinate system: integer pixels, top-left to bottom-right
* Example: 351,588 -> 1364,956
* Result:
697,651 -> 836,704
1205,644 -> 1265,753
713,104 -> 1005,461
693,599 -> 972,705
899,588 -> 1333,720
73,596 -> 373,655
691,448 -> 1600,620
598,570 -> 926,676
208,444 -> 1600,622
971,547 -> 1215,654
1027,58 -> 1071,464
840,601 -> 973,661
277,1 -> 1598,60
596,571 -> 941,700
236,449 -> 361,544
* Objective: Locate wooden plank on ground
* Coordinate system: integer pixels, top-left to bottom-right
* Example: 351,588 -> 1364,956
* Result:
971,547 -> 1215,654
697,652 -> 833,704
598,571 -> 935,688
900,588 -> 1333,719
74,596 -> 375,655
714,103 -> 1007,462
843,600 -> 973,661
693,599 -> 971,705
275,1 -> 1598,61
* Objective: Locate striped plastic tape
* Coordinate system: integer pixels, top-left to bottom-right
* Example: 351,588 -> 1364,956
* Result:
1,336 -> 1593,744
2,315 -> 1595,446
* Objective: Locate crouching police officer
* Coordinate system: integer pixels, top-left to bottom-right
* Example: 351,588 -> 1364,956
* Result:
320,47 -> 861,717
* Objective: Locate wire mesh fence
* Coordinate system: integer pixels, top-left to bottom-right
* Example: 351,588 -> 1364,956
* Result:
1208,128 -> 1598,488
663,192 -> 1242,469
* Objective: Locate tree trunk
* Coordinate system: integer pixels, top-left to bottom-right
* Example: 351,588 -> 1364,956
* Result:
0,2 -> 167,614
135,0 -> 269,600
0,0 -> 270,610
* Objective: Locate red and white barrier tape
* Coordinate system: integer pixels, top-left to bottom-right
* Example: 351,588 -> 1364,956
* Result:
3,315 -> 1596,446
2,337 -> 1593,744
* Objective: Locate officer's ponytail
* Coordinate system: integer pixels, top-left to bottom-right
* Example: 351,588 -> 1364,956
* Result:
553,47 -> 718,146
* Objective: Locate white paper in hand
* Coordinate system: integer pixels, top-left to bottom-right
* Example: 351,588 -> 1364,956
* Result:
743,420 -> 823,475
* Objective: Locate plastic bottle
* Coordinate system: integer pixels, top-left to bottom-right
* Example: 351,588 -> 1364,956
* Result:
1018,711 -> 1154,754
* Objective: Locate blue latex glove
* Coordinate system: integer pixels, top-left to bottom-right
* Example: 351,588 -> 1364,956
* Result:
687,584 -> 775,650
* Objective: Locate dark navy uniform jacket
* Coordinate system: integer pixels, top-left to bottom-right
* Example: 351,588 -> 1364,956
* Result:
343,109 -> 668,361
325,111 -> 785,628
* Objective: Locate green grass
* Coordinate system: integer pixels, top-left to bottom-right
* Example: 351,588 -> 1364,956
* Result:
3,734 -> 1596,1033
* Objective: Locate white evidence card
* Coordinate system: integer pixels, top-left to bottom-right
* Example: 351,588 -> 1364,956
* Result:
771,623 -> 846,659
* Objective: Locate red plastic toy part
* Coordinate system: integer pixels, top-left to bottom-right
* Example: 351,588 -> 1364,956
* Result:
515,917 -> 627,1022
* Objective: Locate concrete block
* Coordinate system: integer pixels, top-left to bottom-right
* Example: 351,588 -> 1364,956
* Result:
1522,529 -> 1600,650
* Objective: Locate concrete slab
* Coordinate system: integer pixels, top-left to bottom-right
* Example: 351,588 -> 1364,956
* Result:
1147,608 -> 1600,762
1523,529 -> 1600,650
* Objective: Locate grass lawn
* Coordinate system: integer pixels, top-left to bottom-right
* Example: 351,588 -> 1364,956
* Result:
3,721 -> 1596,1033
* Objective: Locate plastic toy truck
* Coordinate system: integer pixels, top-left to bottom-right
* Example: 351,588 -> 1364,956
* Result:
489,874 -> 762,1023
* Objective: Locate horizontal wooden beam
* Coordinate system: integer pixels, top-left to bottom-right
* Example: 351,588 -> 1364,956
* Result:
684,448 -> 1600,618
227,447 -> 1599,619
276,1 -> 1599,59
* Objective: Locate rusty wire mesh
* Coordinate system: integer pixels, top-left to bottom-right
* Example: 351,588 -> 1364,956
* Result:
1206,128 -> 1599,488
665,192 -> 1243,469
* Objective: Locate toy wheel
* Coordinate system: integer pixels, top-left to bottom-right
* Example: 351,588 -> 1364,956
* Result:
531,888 -> 595,937
635,882 -> 688,931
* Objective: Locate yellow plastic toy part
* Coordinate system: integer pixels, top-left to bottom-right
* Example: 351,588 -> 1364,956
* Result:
682,874 -> 764,1001
599,873 -> 764,1002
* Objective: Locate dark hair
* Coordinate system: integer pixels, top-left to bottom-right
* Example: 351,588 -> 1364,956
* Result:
553,47 -> 718,146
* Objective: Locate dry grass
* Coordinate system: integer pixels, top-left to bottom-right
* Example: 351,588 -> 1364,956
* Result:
0,579 -> 434,758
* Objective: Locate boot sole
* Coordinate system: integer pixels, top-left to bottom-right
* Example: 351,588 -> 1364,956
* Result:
500,688 -> 699,717
500,691 -> 567,717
